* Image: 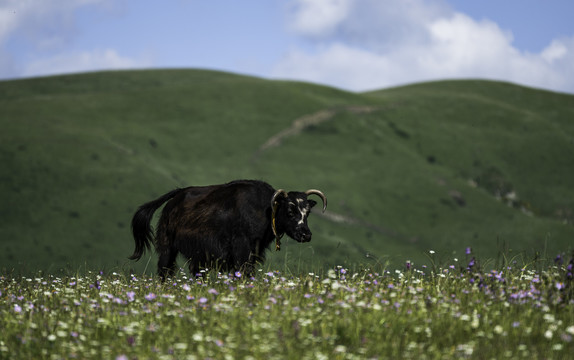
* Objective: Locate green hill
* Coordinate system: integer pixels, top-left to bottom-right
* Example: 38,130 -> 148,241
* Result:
1,69 -> 573,274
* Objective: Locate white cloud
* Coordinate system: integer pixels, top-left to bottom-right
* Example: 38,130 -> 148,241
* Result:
0,6 -> 18,44
287,0 -> 353,38
287,0 -> 450,50
0,0 -> 112,48
22,48 -> 152,78
541,39 -> 569,64
427,14 -> 515,68
0,0 -> 135,79
276,0 -> 574,93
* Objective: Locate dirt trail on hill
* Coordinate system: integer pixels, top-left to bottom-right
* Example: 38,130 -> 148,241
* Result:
252,106 -> 380,160
251,104 -> 418,245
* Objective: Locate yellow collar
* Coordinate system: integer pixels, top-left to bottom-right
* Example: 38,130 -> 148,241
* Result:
271,201 -> 284,251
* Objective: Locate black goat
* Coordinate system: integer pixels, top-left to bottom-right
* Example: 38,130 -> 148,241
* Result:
129,180 -> 327,279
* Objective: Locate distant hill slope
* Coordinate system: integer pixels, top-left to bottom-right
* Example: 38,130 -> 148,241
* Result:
1,70 -> 573,274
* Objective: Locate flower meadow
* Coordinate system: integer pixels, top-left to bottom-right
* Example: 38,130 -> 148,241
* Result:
1,251 -> 573,359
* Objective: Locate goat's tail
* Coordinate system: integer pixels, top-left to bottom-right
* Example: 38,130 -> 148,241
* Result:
129,188 -> 184,261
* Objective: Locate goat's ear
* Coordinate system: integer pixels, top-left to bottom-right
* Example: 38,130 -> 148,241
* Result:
308,199 -> 317,209
274,195 -> 287,206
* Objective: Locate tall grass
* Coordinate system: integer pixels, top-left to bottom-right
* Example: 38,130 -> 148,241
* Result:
1,250 -> 573,359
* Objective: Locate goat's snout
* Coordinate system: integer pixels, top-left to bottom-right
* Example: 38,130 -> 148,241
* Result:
298,228 -> 312,242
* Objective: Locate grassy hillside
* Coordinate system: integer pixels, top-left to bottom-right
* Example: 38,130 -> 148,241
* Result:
1,70 -> 573,274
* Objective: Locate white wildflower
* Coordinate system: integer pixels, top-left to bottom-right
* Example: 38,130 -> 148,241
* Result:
174,343 -> 188,350
334,345 -> 347,353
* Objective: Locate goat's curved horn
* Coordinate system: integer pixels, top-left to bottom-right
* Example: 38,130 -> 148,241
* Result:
271,189 -> 288,208
305,189 -> 327,212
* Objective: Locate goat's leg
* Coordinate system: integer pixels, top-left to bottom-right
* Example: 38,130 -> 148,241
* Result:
157,247 -> 178,281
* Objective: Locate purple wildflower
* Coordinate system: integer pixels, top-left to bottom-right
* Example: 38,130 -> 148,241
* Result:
127,291 -> 135,302
91,280 -> 101,290
14,304 -> 22,313
556,282 -> 565,290
406,261 -> 411,270
234,271 -> 242,278
466,247 -> 472,255
127,336 -> 136,346
198,297 -> 208,304
145,293 -> 156,301
208,288 -> 219,295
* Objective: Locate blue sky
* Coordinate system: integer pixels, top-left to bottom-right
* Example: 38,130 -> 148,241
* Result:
1,0 -> 573,93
